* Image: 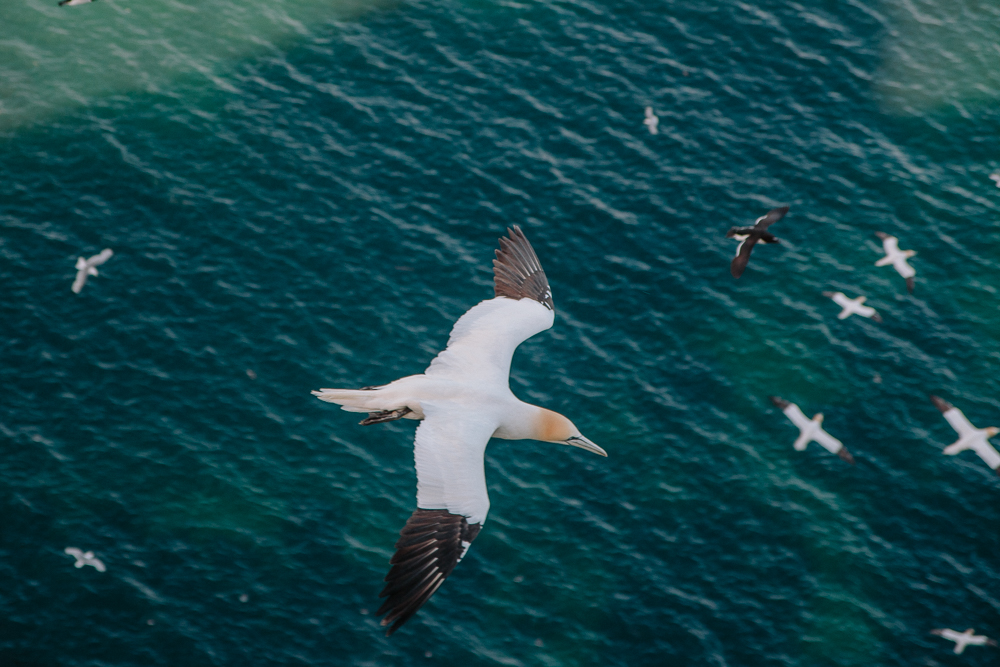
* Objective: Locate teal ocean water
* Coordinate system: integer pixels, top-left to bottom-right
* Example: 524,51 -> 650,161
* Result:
2,0 -> 1000,664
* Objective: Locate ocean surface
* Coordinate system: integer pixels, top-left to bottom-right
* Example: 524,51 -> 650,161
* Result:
2,0 -> 1000,664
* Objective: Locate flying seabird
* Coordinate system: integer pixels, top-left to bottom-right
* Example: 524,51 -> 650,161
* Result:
71,248 -> 113,294
929,395 -> 1000,475
312,227 -> 607,635
931,628 -> 998,654
990,173 -> 1000,188
64,547 -> 106,572
58,0 -> 97,5
643,107 -> 659,135
822,291 -> 882,323
726,206 -> 788,278
874,232 -> 915,293
769,396 -> 854,464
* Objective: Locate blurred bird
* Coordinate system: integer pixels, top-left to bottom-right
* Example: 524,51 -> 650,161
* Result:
313,227 -> 606,635
931,628 -> 997,654
989,172 -> 1000,188
874,232 -> 915,293
929,395 -> 1000,475
823,291 -> 882,322
769,396 -> 854,464
64,547 -> 106,572
59,0 -> 97,5
726,206 -> 788,278
643,107 -> 659,135
71,248 -> 113,294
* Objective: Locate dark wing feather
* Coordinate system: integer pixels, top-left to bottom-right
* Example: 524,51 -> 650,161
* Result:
929,395 -> 953,414
493,226 -> 554,310
377,509 -> 482,636
769,396 -> 790,410
730,236 -> 758,278
754,206 -> 789,230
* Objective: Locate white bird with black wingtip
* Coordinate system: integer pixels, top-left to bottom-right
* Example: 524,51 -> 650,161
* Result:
874,232 -> 916,293
931,628 -> 998,654
769,397 -> 854,464
72,248 -> 113,294
929,395 -> 1000,475
64,547 -> 106,572
58,0 -> 97,6
823,291 -> 882,323
312,227 -> 606,635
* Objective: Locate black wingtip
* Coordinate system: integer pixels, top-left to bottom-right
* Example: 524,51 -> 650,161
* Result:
929,395 -> 953,414
493,226 -> 554,310
769,396 -> 790,409
906,277 -> 915,294
875,231 -> 890,240
838,447 -> 855,465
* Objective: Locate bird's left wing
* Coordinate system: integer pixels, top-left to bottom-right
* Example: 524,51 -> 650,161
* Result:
730,237 -> 757,278
426,227 -> 555,382
812,429 -> 845,455
931,396 -> 977,437
89,249 -> 114,266
970,439 -> 1000,471
754,206 -> 789,230
64,547 -> 83,558
378,407 -> 497,635
71,270 -> 88,294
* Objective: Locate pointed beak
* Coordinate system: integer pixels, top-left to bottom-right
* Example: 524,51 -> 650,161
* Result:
564,436 -> 607,457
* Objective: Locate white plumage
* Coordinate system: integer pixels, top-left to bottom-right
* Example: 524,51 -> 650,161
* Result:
874,232 -> 916,293
930,395 -> 1000,473
643,107 -> 659,135
71,248 -> 113,294
931,628 -> 998,654
823,291 -> 881,322
769,397 -> 854,463
64,547 -> 106,572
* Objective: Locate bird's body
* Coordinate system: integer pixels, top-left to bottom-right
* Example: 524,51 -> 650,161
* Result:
643,107 -> 658,134
929,395 -> 1000,474
313,227 -> 605,635
58,0 -> 96,5
822,291 -> 882,322
725,206 -> 788,278
71,248 -> 113,294
64,547 -> 106,572
931,628 -> 998,654
874,232 -> 916,293
769,396 -> 854,464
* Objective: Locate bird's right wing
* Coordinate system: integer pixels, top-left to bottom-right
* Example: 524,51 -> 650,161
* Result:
64,547 -> 83,558
970,439 -> 1000,471
754,206 -> 789,230
730,237 -> 757,278
377,406 -> 497,635
71,271 -> 88,294
931,396 -> 976,437
781,402 -> 813,430
426,227 -> 555,383
812,429 -> 844,455
89,248 -> 114,266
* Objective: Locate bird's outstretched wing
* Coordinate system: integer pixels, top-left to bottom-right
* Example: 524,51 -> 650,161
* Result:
89,249 -> 114,266
71,270 -> 88,294
377,408 -> 496,635
930,395 -> 977,437
377,509 -> 482,636
64,547 -> 83,559
730,237 -> 757,278
754,206 -> 789,230
771,397 -> 813,430
426,228 -> 555,382
493,226 -> 553,310
813,429 -> 845,456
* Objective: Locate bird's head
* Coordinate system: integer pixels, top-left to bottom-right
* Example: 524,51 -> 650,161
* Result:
905,250 -> 917,258
812,413 -> 825,424
537,410 -> 607,457
986,427 -> 1000,438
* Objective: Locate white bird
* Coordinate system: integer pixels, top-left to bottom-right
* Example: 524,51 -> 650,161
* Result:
64,547 -> 106,572
312,227 -> 606,635
990,172 -> 1000,188
58,0 -> 97,5
71,248 -> 113,294
931,628 -> 998,654
769,397 -> 854,464
874,232 -> 916,293
929,395 -> 1000,475
822,291 -> 882,322
643,107 -> 659,135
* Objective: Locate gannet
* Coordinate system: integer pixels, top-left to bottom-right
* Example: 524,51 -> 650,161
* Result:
58,0 -> 97,5
643,107 -> 659,135
725,206 -> 788,278
822,291 -> 882,323
874,232 -> 915,293
990,172 -> 1000,188
313,227 -> 607,635
931,628 -> 998,654
929,395 -> 1000,475
769,396 -> 854,464
64,547 -> 106,572
71,248 -> 113,294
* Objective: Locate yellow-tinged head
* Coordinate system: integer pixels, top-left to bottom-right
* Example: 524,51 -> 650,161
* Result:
536,409 -> 607,457
986,427 -> 999,438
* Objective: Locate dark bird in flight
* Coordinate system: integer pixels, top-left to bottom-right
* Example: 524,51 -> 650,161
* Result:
725,206 -> 789,278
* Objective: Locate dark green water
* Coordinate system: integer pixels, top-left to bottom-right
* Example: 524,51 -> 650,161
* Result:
2,0 -> 1000,665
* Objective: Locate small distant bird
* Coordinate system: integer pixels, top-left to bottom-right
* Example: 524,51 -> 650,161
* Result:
990,173 -> 1000,188
929,395 -> 1000,475
643,107 -> 659,135
874,232 -> 915,293
58,0 -> 97,5
822,291 -> 882,322
769,396 -> 854,464
931,628 -> 998,654
726,206 -> 788,278
64,547 -> 106,572
313,227 -> 606,635
71,248 -> 113,294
